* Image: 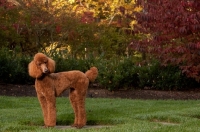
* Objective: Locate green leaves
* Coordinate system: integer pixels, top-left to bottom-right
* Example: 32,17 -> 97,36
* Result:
0,47 -> 32,84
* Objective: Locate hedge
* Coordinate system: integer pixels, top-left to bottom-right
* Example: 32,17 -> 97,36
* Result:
0,48 -> 199,90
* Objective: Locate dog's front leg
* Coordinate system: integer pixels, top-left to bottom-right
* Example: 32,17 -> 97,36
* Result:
46,96 -> 56,127
37,95 -> 48,126
37,94 -> 56,127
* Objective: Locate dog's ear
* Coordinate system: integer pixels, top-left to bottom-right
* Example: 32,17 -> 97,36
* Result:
47,57 -> 55,73
28,61 -> 42,78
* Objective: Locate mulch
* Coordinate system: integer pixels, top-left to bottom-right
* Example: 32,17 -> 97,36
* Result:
1,84 -> 200,100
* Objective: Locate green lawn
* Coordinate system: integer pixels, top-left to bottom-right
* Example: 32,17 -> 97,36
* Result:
1,96 -> 200,132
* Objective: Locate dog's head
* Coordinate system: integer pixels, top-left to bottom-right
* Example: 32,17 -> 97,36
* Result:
28,53 -> 55,78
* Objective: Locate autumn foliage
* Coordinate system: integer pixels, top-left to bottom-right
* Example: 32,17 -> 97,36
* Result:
1,0 -> 200,82
131,0 -> 200,81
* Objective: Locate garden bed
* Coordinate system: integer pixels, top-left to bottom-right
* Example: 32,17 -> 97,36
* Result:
1,84 -> 200,100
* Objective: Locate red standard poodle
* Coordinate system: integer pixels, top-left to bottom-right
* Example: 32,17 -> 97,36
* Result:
28,53 -> 98,128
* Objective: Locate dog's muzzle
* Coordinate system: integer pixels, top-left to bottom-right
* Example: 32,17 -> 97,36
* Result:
41,64 -> 49,73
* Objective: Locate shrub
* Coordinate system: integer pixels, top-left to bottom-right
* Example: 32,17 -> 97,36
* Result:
137,62 -> 200,90
0,47 -> 199,90
96,57 -> 139,91
0,47 -> 33,84
50,51 -> 96,72
96,58 -> 199,91
0,48 -> 97,84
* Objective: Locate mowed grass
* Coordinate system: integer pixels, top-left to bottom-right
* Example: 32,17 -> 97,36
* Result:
1,96 -> 200,132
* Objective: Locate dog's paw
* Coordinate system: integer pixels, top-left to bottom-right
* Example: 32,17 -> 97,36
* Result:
71,124 -> 78,127
71,124 -> 85,129
44,123 -> 56,128
43,125 -> 54,128
76,124 -> 85,129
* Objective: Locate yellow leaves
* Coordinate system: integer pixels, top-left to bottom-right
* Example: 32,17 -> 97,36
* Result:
68,0 -> 75,4
134,5 -> 143,12
130,20 -> 137,29
44,42 -> 71,56
93,33 -> 99,39
51,0 -> 72,10
7,0 -> 20,6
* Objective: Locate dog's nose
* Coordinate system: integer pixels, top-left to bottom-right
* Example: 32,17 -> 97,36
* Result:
44,68 -> 49,73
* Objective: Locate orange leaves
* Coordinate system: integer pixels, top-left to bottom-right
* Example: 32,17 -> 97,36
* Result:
55,25 -> 61,34
196,42 -> 200,49
81,11 -> 94,23
187,42 -> 200,50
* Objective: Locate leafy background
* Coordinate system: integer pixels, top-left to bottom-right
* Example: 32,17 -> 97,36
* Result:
0,0 -> 200,90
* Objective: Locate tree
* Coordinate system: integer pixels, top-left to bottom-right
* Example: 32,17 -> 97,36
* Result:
131,0 -> 200,81
0,0 -> 21,48
1,0 -> 139,58
0,0 -> 69,54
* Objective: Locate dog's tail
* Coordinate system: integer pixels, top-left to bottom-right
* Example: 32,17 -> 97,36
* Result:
85,67 -> 98,82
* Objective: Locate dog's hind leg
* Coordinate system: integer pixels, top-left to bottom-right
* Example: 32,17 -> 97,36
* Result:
70,88 -> 87,128
76,95 -> 86,128
70,88 -> 79,127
